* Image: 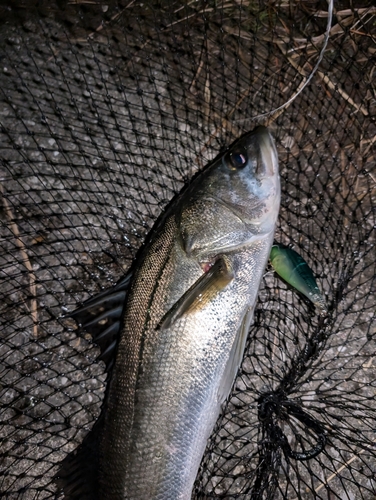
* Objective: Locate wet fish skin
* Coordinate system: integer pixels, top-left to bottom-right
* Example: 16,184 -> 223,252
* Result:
57,126 -> 280,500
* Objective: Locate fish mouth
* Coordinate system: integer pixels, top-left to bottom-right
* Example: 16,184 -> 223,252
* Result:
248,126 -> 278,177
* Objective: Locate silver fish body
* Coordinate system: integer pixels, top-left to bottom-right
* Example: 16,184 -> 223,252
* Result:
60,126 -> 280,500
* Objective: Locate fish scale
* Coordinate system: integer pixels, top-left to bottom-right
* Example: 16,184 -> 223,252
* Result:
101,215 -> 178,498
56,126 -> 280,500
118,242 -> 274,499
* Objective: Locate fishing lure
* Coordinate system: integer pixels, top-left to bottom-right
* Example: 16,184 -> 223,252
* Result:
270,244 -> 327,313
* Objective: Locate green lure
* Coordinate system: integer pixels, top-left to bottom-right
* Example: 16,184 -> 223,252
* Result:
270,244 -> 327,314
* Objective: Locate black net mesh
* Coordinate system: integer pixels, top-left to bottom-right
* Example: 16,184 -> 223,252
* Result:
0,1 -> 375,498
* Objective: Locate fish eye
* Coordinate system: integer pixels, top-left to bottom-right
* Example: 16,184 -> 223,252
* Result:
224,147 -> 248,170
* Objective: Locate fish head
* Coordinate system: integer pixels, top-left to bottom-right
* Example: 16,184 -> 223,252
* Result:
178,126 -> 281,258
218,125 -> 280,231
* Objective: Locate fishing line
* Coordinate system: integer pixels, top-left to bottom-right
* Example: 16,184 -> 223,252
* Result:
237,0 -> 334,124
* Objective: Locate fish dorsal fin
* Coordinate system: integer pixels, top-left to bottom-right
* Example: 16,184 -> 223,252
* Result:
68,272 -> 132,372
56,273 -> 133,496
217,306 -> 254,404
54,413 -> 104,499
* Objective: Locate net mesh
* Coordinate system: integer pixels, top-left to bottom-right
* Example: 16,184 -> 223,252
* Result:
0,1 -> 375,498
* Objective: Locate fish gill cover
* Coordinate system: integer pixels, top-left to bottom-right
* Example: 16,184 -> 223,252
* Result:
0,0 -> 375,499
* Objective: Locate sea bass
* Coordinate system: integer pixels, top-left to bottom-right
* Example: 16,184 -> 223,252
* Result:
57,126 -> 280,499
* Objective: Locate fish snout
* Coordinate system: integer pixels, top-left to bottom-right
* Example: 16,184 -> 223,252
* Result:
251,126 -> 278,178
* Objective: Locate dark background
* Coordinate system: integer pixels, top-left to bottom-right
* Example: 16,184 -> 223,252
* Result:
0,1 -> 375,498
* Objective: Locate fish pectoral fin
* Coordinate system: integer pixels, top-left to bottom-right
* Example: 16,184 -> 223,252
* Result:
217,307 -> 254,404
159,255 -> 234,330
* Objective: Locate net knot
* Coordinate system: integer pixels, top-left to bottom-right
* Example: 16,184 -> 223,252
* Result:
257,392 -> 326,461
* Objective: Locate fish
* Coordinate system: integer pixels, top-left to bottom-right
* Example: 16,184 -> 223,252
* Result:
56,126 -> 280,500
270,243 -> 327,313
